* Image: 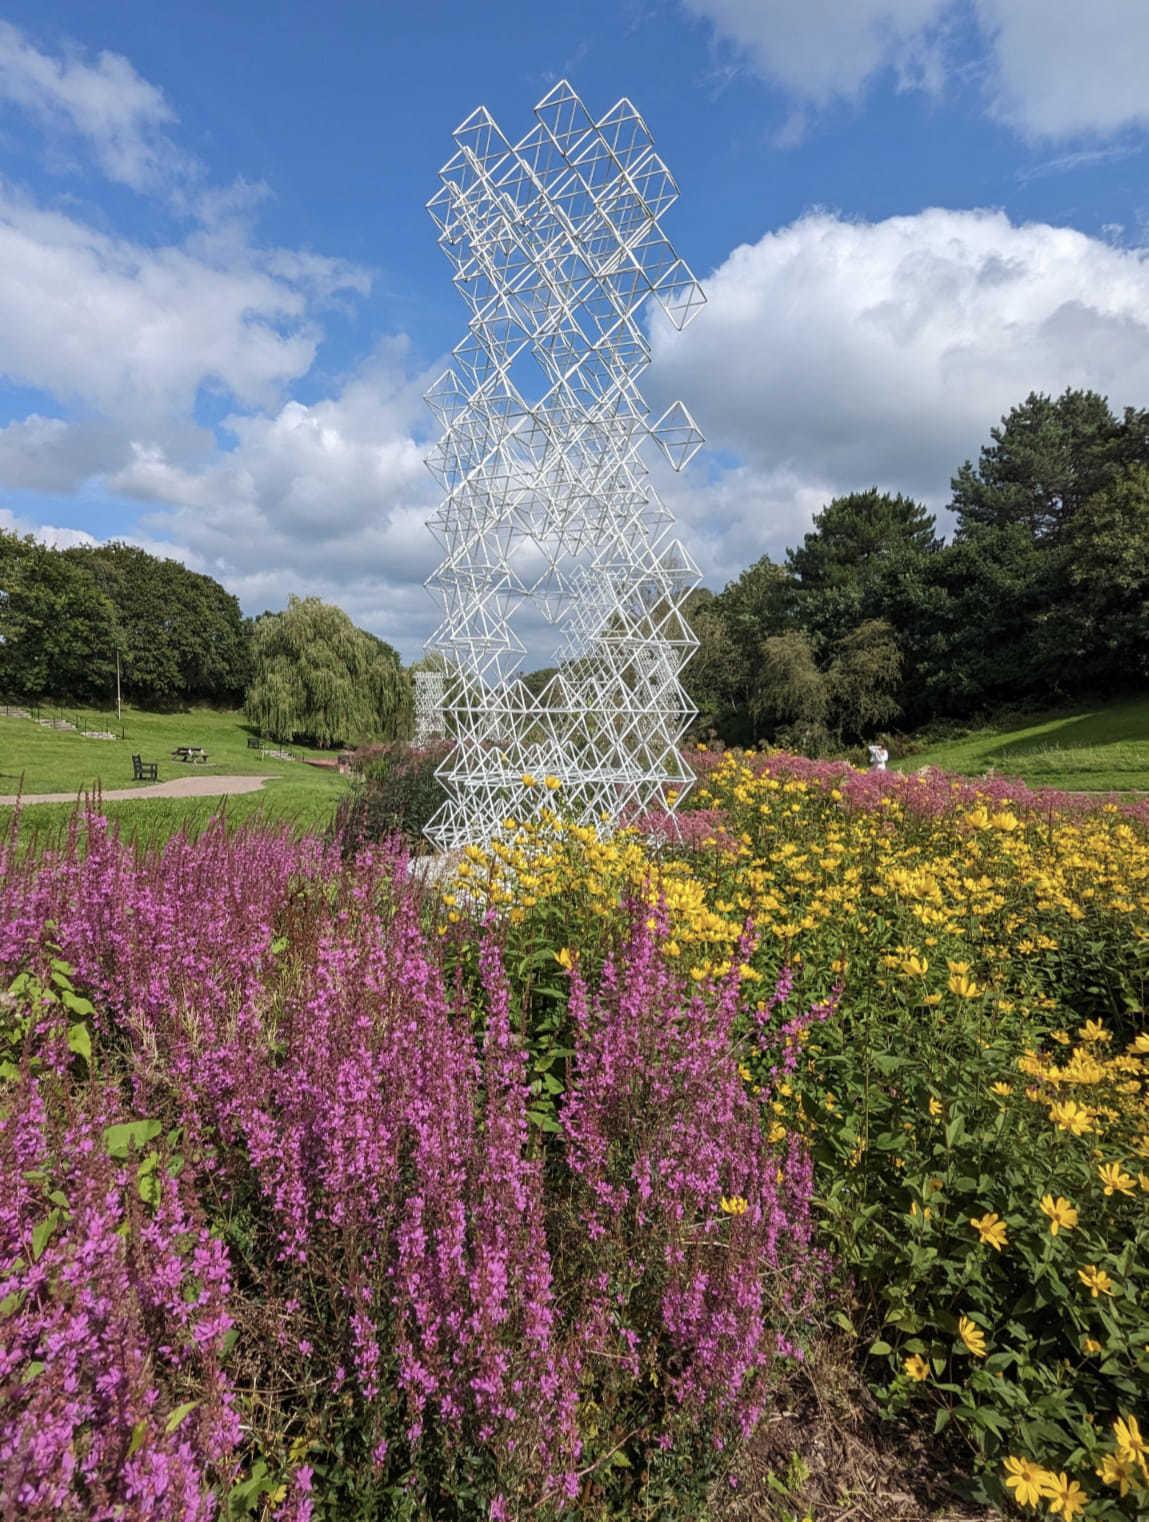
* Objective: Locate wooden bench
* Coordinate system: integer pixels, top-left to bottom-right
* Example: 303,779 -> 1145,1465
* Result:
132,754 -> 158,781
247,737 -> 263,749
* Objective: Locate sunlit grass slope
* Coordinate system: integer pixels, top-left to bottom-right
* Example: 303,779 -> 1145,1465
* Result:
895,695 -> 1149,792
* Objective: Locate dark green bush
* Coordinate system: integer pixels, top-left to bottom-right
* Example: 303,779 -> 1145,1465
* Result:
333,740 -> 452,852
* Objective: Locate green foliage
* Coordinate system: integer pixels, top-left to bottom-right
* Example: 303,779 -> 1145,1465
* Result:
1059,463 -> 1149,686
810,1008 -> 1149,1516
245,596 -> 412,748
333,740 -> 451,850
951,389 -> 1146,544
68,542 -> 252,707
755,631 -> 828,728
0,531 -> 252,707
0,530 -> 119,705
826,618 -> 902,740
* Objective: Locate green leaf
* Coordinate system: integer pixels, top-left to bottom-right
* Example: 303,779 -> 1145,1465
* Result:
934,1408 -> 951,1434
67,1023 -> 91,1064
127,1420 -> 150,1457
104,1119 -> 162,1158
526,1108 -> 561,1133
31,1209 -> 60,1262
869,1338 -> 892,1356
20,1360 -> 45,1386
60,989 -> 95,1018
164,1400 -> 199,1435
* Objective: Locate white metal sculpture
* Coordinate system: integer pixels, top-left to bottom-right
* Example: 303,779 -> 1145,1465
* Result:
422,80 -> 706,850
413,669 -> 446,745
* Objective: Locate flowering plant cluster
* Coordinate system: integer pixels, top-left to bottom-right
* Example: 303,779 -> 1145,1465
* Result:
0,808 -> 825,1520
445,751 -> 1149,1516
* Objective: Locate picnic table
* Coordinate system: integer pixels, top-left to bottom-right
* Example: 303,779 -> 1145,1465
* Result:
171,745 -> 209,764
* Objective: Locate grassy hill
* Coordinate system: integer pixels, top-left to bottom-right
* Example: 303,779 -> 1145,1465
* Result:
894,694 -> 1149,793
0,705 -> 350,843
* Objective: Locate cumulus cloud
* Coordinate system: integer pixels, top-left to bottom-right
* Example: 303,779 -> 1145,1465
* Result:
682,0 -> 1149,141
648,206 -> 1149,574
0,21 -> 189,194
98,342 -> 441,645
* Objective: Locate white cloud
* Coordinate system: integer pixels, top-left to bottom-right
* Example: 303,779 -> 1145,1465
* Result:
976,0 -> 1149,141
648,207 -> 1149,571
683,0 -> 1149,140
682,0 -> 951,108
0,21 -> 188,194
0,184 -> 370,452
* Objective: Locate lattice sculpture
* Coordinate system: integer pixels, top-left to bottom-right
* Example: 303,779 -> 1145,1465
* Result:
413,669 -> 446,745
422,80 -> 706,850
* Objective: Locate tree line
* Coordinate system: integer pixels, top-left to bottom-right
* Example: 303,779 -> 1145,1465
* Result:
0,539 -> 409,748
683,388 -> 1149,750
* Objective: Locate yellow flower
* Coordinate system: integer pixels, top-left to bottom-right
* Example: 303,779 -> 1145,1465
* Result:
543,774 -> 562,790
1048,1100 -> 1094,1135
970,1212 -> 1008,1250
1040,1472 -> 1087,1519
1081,1337 -> 1102,1354
903,1353 -> 929,1381
989,810 -> 1019,832
946,959 -> 971,975
1098,1161 -> 1136,1196
1003,1455 -> 1047,1507
720,1195 -> 748,1216
521,772 -> 537,787
928,1097 -> 943,1118
554,947 -> 573,970
1039,1195 -> 1078,1235
1078,1264 -> 1115,1297
947,972 -> 982,999
1096,1452 -> 1137,1496
958,1315 -> 987,1357
1114,1414 -> 1147,1468
901,955 -> 928,977
1079,1019 -> 1111,1044
991,1081 -> 1013,1097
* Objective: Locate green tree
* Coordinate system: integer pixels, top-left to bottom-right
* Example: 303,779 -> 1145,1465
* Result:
68,544 -> 251,707
755,630 -> 828,729
1059,463 -> 1149,686
0,531 -> 119,704
950,389 -> 1138,544
787,489 -> 941,653
245,595 -> 411,748
826,618 -> 903,740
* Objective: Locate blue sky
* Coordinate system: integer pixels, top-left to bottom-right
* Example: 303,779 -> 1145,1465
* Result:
1,1 -> 1148,661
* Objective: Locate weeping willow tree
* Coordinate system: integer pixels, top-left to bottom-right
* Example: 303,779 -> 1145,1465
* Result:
245,595 -> 413,747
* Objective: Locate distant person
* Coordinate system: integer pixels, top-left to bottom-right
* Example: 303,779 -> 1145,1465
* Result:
867,741 -> 889,772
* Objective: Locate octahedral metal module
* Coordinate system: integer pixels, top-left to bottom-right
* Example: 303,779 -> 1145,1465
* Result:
422,80 -> 706,848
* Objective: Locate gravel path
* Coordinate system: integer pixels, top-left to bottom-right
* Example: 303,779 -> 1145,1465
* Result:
0,775 -> 277,806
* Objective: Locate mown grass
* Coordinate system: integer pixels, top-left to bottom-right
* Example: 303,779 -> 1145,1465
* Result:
0,705 -> 350,848
894,694 -> 1149,792
0,704 -> 348,795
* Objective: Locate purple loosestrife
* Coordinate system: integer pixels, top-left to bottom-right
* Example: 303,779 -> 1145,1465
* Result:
559,905 -> 825,1442
0,1026 -> 238,1520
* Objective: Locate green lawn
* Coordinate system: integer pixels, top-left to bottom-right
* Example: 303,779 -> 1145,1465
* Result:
894,694 -> 1149,792
0,705 -> 351,845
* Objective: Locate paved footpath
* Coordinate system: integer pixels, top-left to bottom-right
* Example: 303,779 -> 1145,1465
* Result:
0,775 -> 277,806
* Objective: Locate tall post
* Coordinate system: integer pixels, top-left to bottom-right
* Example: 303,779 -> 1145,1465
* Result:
116,647 -> 121,724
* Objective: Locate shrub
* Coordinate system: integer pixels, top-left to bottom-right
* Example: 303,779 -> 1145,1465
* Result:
333,740 -> 452,852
